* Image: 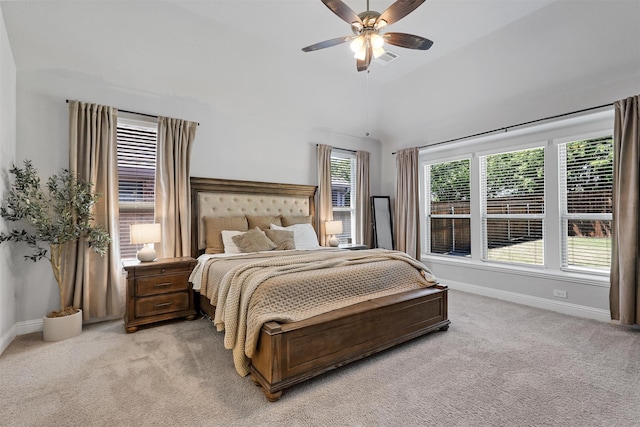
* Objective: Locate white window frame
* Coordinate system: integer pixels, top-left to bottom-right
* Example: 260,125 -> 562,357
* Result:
117,113 -> 158,260
330,151 -> 357,245
418,109 -> 613,288
422,155 -> 472,257
480,144 -> 546,267
556,131 -> 613,275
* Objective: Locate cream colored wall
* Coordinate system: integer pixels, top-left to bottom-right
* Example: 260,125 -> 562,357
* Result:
12,69 -> 382,328
0,5 -> 17,354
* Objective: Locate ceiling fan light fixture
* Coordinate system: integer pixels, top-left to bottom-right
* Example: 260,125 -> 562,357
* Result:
370,33 -> 384,49
374,19 -> 388,30
372,46 -> 385,59
354,44 -> 368,61
350,35 -> 365,53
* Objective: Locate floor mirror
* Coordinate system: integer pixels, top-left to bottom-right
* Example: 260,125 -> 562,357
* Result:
371,196 -> 394,250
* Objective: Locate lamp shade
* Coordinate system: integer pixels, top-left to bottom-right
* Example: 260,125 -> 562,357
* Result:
325,220 -> 343,236
130,223 -> 161,245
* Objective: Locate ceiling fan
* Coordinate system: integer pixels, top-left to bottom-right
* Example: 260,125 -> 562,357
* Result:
302,0 -> 433,72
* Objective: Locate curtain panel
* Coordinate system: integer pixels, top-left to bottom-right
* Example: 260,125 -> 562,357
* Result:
356,150 -> 372,247
610,95 -> 640,325
68,101 -> 123,321
155,117 -> 197,259
317,144 -> 333,246
395,147 -> 420,259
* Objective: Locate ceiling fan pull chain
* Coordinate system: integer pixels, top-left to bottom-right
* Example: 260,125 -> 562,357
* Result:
365,69 -> 370,136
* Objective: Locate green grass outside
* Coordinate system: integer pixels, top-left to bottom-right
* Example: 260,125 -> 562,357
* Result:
487,236 -> 611,269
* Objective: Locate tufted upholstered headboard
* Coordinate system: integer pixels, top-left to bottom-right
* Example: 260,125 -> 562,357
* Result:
190,177 -> 317,257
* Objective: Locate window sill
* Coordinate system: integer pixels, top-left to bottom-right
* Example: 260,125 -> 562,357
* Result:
421,253 -> 610,288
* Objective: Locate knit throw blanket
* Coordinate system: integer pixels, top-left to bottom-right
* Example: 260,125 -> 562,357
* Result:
202,249 -> 436,376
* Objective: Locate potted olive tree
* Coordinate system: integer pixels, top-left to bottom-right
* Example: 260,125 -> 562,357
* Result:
0,160 -> 110,341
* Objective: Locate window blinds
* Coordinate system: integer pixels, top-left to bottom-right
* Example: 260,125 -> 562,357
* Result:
481,147 -> 545,265
427,159 -> 471,256
559,136 -> 613,270
330,155 -> 356,244
117,123 -> 157,259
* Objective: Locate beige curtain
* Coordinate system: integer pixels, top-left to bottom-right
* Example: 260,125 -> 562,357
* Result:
395,147 -> 420,258
155,117 -> 197,259
317,144 -> 333,246
356,150 -> 371,247
68,101 -> 122,321
610,95 -> 640,325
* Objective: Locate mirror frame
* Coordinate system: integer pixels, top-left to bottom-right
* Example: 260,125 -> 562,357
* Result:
371,196 -> 394,250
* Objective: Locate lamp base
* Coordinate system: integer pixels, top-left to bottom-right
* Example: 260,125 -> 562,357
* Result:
137,245 -> 157,262
328,236 -> 340,247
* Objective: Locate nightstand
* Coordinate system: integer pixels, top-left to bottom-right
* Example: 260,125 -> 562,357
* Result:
339,244 -> 369,250
123,256 -> 197,333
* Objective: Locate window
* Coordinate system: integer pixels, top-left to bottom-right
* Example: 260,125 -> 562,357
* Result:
424,158 -> 471,257
559,136 -> 613,271
116,117 -> 157,259
481,147 -> 545,265
331,153 -> 356,244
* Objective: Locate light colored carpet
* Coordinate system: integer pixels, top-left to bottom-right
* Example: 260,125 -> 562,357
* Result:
1,290 -> 639,427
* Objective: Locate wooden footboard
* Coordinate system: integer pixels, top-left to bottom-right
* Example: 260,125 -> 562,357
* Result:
249,285 -> 450,401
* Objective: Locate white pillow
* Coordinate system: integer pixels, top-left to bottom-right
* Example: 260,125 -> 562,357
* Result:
220,230 -> 244,254
270,223 -> 320,250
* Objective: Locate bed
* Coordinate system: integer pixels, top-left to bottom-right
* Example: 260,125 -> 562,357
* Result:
189,177 -> 450,401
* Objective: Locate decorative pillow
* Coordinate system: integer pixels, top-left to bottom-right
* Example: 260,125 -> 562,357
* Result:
205,216 -> 248,254
270,223 -> 320,250
232,228 -> 277,253
280,215 -> 312,226
264,229 -> 295,251
246,215 -> 282,230
221,230 -> 244,254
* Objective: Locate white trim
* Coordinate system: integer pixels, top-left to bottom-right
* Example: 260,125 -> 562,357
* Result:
445,279 -> 611,322
420,152 -> 472,166
552,127 -> 613,146
16,317 -> 43,336
477,139 -> 547,157
423,254 -> 610,288
0,324 -> 16,355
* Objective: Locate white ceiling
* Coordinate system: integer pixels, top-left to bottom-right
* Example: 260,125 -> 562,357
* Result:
1,0 -> 639,141
2,0 -> 557,85
169,0 -> 556,84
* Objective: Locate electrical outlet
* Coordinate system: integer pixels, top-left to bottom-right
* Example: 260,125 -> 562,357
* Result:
553,289 -> 568,298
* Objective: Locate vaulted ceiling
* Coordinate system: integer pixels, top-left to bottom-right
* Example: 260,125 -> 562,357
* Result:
2,1 -> 639,142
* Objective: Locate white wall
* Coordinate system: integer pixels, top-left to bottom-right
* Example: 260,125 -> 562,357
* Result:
0,5 -> 17,354
13,68 -> 382,327
377,0 -> 640,318
379,0 -> 640,197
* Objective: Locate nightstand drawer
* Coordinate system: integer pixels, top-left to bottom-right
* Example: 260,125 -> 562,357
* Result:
136,273 -> 190,296
123,256 -> 197,333
135,293 -> 190,318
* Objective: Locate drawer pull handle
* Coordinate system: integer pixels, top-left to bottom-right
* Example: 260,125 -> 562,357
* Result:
161,268 -> 166,273
154,282 -> 172,288
154,302 -> 173,308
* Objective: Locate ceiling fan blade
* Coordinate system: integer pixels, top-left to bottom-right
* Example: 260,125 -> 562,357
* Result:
302,36 -> 353,52
378,0 -> 426,26
356,46 -> 372,72
383,32 -> 433,50
321,0 -> 362,26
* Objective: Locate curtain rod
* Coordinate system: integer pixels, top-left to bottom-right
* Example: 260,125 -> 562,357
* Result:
392,102 -> 613,154
65,100 -> 199,125
316,143 -> 357,154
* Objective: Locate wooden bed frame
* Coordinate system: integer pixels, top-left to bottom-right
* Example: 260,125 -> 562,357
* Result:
190,177 -> 450,401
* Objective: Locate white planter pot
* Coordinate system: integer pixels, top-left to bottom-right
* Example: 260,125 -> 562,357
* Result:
43,309 -> 83,342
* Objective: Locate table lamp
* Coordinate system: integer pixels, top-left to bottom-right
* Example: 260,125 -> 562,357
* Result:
325,220 -> 343,247
130,223 -> 161,262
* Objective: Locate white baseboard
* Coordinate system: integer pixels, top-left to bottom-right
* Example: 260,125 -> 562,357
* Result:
0,324 -> 17,355
444,280 -> 611,322
16,318 -> 43,336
